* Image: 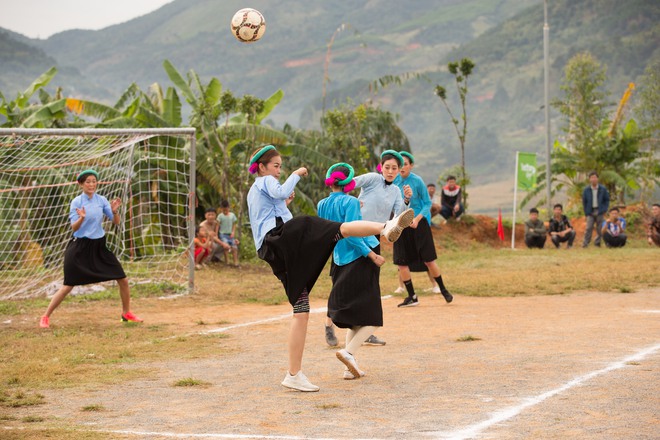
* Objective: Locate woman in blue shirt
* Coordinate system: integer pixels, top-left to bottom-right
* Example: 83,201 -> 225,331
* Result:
394,152 -> 453,307
246,145 -> 413,392
39,169 -> 142,328
318,163 -> 385,380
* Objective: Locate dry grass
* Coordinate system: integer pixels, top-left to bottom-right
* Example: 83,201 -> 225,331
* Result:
0,245 -> 657,437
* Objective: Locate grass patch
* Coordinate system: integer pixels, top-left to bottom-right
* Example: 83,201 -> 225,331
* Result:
21,416 -> 44,423
0,388 -> 45,407
316,403 -> 341,409
456,335 -> 482,342
196,319 -> 207,325
81,404 -> 105,412
172,377 -> 211,388
626,361 -> 641,366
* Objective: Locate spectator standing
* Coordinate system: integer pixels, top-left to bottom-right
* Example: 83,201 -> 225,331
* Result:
582,171 -> 610,247
647,203 -> 660,247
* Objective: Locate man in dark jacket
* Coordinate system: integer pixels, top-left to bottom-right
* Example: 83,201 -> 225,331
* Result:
525,208 -> 547,249
548,203 -> 576,249
582,171 -> 610,248
439,175 -> 464,221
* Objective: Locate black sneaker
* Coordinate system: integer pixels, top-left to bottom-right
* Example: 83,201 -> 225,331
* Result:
325,325 -> 338,346
398,296 -> 419,307
441,289 -> 453,303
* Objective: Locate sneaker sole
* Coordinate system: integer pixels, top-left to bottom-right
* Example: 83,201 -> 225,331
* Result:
281,382 -> 320,392
385,208 -> 415,242
398,301 -> 419,308
336,351 -> 360,378
362,341 -> 386,346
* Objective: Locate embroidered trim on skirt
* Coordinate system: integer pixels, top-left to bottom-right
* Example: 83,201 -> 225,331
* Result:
63,236 -> 126,286
258,216 -> 342,306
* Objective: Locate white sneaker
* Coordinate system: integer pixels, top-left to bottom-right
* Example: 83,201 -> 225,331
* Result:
394,286 -> 405,294
336,349 -> 361,378
382,208 -> 415,242
423,286 -> 441,294
281,371 -> 320,392
343,367 -> 366,380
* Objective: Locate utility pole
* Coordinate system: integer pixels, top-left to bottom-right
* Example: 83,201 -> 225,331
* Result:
543,0 -> 552,214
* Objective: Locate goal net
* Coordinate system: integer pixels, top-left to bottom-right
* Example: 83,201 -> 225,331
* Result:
0,128 -> 196,300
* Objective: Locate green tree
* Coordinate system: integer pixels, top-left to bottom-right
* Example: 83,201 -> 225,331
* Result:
434,57 -> 475,209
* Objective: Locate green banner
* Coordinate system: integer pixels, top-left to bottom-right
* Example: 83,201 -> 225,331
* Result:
517,152 -> 537,191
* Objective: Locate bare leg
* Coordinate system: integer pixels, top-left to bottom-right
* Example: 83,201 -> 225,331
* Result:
325,316 -> 333,327
424,260 -> 442,278
339,220 -> 385,238
44,285 -> 74,317
288,312 -> 309,375
117,277 -> 131,314
232,247 -> 239,266
399,265 -> 412,281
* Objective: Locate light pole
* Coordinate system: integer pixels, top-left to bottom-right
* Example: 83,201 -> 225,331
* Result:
543,0 -> 552,215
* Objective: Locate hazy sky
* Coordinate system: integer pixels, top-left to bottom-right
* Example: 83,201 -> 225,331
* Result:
0,0 -> 174,39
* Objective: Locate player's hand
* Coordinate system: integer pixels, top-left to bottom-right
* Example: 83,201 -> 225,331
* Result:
403,185 -> 412,199
286,191 -> 295,205
293,167 -> 308,177
410,217 -> 419,229
76,207 -> 86,219
371,254 -> 386,267
110,198 -> 121,212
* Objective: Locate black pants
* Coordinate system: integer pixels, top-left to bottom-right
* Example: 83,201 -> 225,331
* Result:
551,230 -> 576,248
603,232 -> 627,248
525,235 -> 546,249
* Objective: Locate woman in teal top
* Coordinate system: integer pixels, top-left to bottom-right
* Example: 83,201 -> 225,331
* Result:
318,163 -> 385,380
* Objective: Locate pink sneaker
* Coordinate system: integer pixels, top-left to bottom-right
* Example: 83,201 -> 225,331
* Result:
39,315 -> 50,328
121,311 -> 143,323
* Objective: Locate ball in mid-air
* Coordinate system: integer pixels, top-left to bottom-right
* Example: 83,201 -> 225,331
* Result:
231,8 -> 266,43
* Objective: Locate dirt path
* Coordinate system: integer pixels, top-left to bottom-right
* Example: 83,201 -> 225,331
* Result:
28,290 -> 660,439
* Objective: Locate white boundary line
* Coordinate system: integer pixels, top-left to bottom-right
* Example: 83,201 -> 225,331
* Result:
94,430 -> 376,439
430,342 -> 660,440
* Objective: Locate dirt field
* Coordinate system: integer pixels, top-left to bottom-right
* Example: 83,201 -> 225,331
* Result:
4,287 -> 658,439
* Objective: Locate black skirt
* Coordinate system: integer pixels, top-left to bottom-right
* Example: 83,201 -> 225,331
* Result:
328,245 -> 383,329
393,217 -> 437,266
63,236 -> 127,286
258,216 -> 342,306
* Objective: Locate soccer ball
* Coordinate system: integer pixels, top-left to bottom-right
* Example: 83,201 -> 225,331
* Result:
230,8 -> 266,43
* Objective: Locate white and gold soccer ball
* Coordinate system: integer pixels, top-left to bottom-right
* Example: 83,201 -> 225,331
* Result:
230,8 -> 266,43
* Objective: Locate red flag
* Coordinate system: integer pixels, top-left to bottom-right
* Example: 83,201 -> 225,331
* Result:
497,208 -> 505,241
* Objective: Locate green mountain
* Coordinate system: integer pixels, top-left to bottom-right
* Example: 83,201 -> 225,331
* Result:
0,0 -> 657,190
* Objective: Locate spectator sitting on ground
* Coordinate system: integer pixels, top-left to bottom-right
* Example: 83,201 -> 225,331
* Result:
647,203 -> 660,247
440,176 -> 464,222
548,203 -> 576,249
602,207 -> 627,248
200,207 -> 231,262
525,208 -> 547,249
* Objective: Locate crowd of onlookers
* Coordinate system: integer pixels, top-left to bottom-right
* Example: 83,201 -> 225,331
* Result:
523,171 -> 660,249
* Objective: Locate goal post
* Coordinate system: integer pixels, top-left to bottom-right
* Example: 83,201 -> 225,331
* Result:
0,128 -> 196,300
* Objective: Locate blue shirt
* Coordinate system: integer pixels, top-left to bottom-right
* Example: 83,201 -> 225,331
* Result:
317,192 -> 378,266
394,172 -> 432,223
69,192 -> 114,239
602,217 -> 626,236
247,174 -> 300,250
353,173 -> 406,223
